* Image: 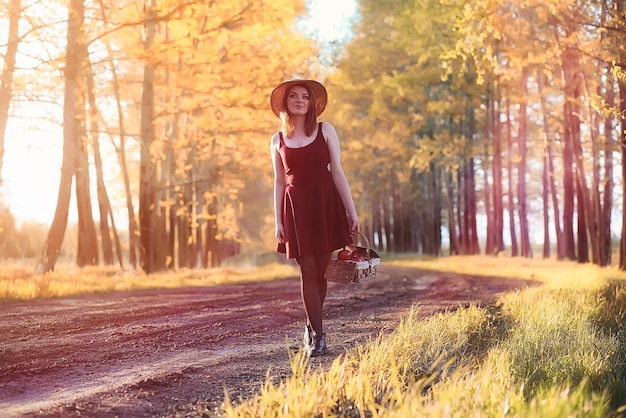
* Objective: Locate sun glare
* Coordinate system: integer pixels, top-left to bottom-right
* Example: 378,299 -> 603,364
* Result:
299,0 -> 358,43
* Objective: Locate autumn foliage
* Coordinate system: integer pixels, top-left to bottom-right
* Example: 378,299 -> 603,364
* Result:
1,0 -> 625,272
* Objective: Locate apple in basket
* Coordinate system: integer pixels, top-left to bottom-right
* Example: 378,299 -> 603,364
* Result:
350,251 -> 366,262
337,249 -> 353,260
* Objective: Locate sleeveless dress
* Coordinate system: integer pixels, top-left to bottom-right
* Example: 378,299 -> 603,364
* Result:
277,122 -> 351,258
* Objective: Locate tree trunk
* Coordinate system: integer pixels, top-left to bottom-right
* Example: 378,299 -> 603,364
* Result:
537,71 -> 564,259
542,146 -> 550,258
445,170 -> 460,255
575,180 -> 589,263
178,202 -> 190,268
392,177 -> 405,252
75,100 -> 99,267
168,198 -> 176,269
618,76 -> 626,269
410,172 -> 423,254
464,89 -> 480,255
484,83 -> 502,256
517,69 -> 532,258
483,145 -> 494,255
491,95 -> 504,254
0,0 -> 21,184
85,58 -> 115,265
562,46 -> 597,264
601,79 -> 615,266
207,196 -> 219,266
505,100 -> 519,257
36,0 -> 84,273
418,169 -> 439,255
97,0 -> 139,269
561,56 -> 578,262
138,0 -> 158,273
382,189 -> 392,253
467,160 -> 479,254
589,77 -> 603,265
598,0 -> 614,267
456,168 -> 468,253
571,71 -> 599,265
431,165 -> 442,255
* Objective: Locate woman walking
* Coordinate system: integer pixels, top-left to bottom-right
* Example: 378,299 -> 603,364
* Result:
270,79 -> 359,357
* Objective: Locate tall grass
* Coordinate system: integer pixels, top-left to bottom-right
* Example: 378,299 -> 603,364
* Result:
224,256 -> 626,417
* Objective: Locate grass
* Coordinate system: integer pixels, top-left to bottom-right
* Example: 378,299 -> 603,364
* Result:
0,260 -> 300,299
223,255 -> 626,417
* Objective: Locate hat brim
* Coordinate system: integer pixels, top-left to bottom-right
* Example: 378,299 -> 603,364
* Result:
270,79 -> 327,117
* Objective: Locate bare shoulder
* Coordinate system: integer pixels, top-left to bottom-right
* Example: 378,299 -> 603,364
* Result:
321,121 -> 337,135
270,131 -> 281,150
321,122 -> 339,142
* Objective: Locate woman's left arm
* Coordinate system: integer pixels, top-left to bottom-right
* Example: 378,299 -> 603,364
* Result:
323,122 -> 360,233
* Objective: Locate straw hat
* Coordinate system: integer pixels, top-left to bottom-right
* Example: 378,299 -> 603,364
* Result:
270,79 -> 327,117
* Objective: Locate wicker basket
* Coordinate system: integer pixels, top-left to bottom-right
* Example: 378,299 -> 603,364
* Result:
325,232 -> 381,284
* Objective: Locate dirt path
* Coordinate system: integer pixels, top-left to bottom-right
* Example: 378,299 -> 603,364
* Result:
0,265 -> 538,417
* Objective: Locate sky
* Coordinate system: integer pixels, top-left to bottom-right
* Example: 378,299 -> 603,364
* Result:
0,0 -> 358,226
300,0 -> 358,43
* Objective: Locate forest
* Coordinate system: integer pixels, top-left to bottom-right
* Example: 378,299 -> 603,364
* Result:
0,0 -> 625,274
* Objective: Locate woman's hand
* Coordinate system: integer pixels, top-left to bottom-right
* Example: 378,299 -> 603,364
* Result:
275,224 -> 285,244
348,213 -> 360,235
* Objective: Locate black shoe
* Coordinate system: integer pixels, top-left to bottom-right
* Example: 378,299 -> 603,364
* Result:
303,323 -> 313,347
309,332 -> 327,357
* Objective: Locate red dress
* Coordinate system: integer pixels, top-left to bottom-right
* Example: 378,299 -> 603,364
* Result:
277,122 -> 351,258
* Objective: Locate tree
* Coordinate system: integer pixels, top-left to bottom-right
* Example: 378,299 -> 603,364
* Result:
0,0 -> 21,184
0,204 -> 18,257
37,0 -> 85,273
137,0 -> 158,273
125,0 -> 319,272
95,0 -> 140,269
85,56 -> 123,267
329,0 -> 467,255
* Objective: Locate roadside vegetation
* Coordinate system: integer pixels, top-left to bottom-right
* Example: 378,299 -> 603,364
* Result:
3,255 -> 626,416
0,260 -> 299,299
223,256 -> 626,417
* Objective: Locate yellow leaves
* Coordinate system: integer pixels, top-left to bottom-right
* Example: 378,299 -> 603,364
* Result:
611,63 -> 626,81
175,205 -> 187,217
196,213 -> 217,221
348,141 -> 365,152
589,93 -> 624,120
409,132 -> 475,174
160,197 -> 175,209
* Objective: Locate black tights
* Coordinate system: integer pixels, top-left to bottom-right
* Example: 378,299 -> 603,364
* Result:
296,252 -> 332,336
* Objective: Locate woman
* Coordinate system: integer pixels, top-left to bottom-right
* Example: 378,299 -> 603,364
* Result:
270,79 -> 359,357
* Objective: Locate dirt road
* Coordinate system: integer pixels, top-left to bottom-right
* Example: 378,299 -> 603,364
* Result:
0,265 -> 537,417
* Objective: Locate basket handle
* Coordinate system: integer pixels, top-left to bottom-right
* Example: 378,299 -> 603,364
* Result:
350,232 -> 372,261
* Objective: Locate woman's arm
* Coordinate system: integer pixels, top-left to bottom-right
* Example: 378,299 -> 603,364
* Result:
271,132 -> 287,243
323,122 -> 360,233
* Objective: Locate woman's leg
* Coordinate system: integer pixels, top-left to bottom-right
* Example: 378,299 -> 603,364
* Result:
296,252 -> 332,336
296,255 -> 322,335
314,252 -> 332,310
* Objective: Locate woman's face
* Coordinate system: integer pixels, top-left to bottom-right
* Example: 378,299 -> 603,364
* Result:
286,86 -> 310,116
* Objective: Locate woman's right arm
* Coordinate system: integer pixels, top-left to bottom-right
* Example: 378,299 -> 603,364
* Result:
271,133 -> 286,243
